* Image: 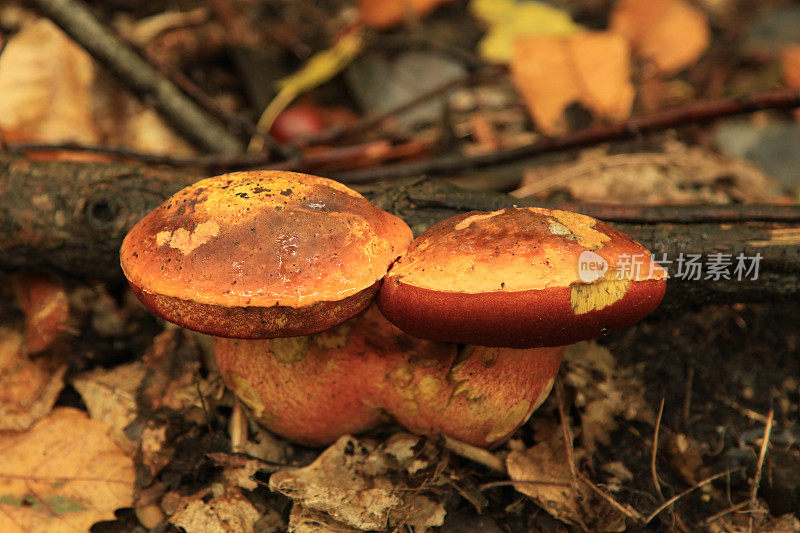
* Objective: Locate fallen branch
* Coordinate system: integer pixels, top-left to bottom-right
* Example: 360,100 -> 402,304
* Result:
1,157 -> 799,313
31,0 -> 243,155
331,87 -> 800,182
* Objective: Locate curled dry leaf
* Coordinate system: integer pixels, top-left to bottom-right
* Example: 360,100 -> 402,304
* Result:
168,486 -> 261,533
71,361 -> 146,454
206,452 -> 282,491
511,31 -> 633,135
506,434 -> 627,531
0,407 -> 135,533
359,0 -> 451,29
270,434 -> 446,531
0,329 -> 66,431
611,0 -> 710,74
0,19 -> 99,147
12,274 -> 70,355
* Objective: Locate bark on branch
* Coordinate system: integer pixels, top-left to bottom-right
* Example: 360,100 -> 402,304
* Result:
1,157 -> 798,313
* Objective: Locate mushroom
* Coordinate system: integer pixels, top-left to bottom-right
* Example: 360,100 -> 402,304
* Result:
120,170 -> 412,339
376,207 -> 667,447
120,171 -> 413,444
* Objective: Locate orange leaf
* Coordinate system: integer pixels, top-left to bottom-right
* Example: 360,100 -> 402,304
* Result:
359,0 -> 451,29
611,0 -> 709,74
511,31 -> 634,135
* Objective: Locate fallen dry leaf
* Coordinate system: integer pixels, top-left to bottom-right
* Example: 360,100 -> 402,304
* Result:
270,434 -> 446,531
359,0 -> 451,29
783,45 -> 800,88
513,141 -> 780,204
207,452 -> 282,491
0,407 -> 135,533
12,275 -> 70,355
169,486 -> 261,533
0,328 -> 66,431
511,31 -> 633,135
72,361 -> 146,454
611,0 -> 709,74
289,505 -> 363,532
782,45 -> 800,121
507,434 -> 627,531
0,19 -> 99,146
470,0 -> 581,62
562,342 -> 654,455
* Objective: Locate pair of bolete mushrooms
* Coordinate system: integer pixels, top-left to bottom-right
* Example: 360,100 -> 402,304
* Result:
121,171 -> 666,449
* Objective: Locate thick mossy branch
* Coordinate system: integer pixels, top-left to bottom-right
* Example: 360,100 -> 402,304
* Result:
1,157 -> 798,312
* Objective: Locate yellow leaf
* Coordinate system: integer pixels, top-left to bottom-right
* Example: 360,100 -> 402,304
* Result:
471,0 -> 582,62
249,30 -> 365,153
0,408 -> 135,533
511,31 -> 634,135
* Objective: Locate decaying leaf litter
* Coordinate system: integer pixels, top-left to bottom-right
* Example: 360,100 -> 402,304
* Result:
0,0 -> 799,531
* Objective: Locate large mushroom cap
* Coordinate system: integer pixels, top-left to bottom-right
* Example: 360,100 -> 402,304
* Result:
121,170 -> 413,338
378,207 -> 666,348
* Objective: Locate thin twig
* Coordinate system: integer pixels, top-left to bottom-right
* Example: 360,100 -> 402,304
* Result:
651,398 -> 666,502
749,409 -> 774,532
332,87 -> 800,182
298,66 -> 503,147
480,479 -> 572,491
701,501 -> 749,526
645,470 -> 740,524
142,49 -> 294,159
443,435 -> 505,473
555,383 -> 580,488
31,0 -> 242,155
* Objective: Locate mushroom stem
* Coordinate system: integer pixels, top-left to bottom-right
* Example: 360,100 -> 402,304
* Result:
215,306 -> 563,448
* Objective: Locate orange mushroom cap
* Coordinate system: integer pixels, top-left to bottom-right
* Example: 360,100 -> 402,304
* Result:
121,170 -> 413,338
378,207 -> 666,348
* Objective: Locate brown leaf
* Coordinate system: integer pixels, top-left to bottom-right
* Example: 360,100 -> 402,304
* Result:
168,487 -> 261,533
562,342 -> 653,455
507,435 -> 627,531
782,45 -> 800,122
12,274 -> 70,355
206,452 -> 281,491
270,435 -> 446,531
0,328 -> 66,431
511,31 -> 633,135
0,19 -> 99,146
72,361 -> 146,454
359,0 -> 451,29
611,0 -> 709,74
513,142 -> 780,204
0,407 -> 135,533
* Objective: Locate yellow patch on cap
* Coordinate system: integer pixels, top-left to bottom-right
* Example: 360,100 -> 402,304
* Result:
531,377 -> 555,411
454,209 -> 505,231
485,400 -> 531,443
569,278 -> 630,314
156,219 -> 220,255
543,209 -> 611,249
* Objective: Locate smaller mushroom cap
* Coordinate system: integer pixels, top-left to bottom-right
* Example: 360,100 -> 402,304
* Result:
378,207 -> 666,348
121,171 -> 412,338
